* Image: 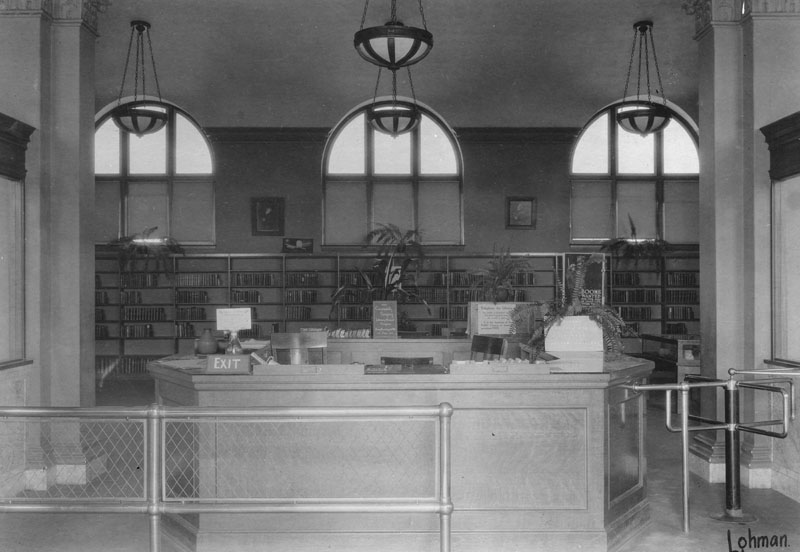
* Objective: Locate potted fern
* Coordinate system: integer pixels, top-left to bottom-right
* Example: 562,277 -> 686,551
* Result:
330,223 -> 431,320
511,253 -> 628,359
471,246 -> 530,302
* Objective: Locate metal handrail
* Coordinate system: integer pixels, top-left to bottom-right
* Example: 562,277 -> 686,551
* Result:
0,402 -> 454,552
628,368 -> 799,533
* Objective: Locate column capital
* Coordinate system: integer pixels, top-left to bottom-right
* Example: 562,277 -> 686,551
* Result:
0,0 -> 109,33
682,0 -> 744,35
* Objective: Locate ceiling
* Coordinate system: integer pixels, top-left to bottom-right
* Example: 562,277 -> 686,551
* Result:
93,1 -> 700,129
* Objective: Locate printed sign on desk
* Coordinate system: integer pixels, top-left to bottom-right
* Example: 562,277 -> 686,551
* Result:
468,302 -> 533,336
372,301 -> 398,338
205,354 -> 251,374
216,308 -> 252,332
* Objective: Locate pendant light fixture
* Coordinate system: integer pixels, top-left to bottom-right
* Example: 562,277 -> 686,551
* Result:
367,66 -> 420,137
616,20 -> 671,137
354,0 -> 433,71
110,20 -> 168,137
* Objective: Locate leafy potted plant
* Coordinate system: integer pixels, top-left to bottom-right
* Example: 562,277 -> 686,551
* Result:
601,214 -> 670,261
471,246 -> 530,302
511,253 -> 628,359
330,223 -> 431,320
107,226 -> 184,281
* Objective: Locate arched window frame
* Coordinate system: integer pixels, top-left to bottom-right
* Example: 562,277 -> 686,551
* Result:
321,97 -> 465,246
569,100 -> 700,246
94,99 -> 216,245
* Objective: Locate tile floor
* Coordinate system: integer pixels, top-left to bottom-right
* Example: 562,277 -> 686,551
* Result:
0,379 -> 798,552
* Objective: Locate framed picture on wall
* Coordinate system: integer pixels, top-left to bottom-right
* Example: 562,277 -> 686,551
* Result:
506,196 -> 537,228
251,197 -> 285,236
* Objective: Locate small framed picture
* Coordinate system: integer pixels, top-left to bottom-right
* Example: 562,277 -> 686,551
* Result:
282,238 -> 313,253
251,197 -> 285,236
506,196 -> 537,228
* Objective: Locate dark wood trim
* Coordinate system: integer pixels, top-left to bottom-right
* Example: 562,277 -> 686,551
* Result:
0,112 -> 35,180
205,126 -> 581,145
454,127 -> 580,143
761,111 -> 800,181
205,127 -> 330,143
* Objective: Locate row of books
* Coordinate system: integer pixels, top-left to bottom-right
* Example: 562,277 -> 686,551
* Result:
666,306 -> 696,320
666,272 -> 699,286
122,306 -> 167,321
285,289 -> 318,304
174,272 -> 225,287
664,289 -> 699,303
611,289 -> 660,304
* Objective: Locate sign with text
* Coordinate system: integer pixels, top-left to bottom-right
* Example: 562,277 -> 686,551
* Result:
216,308 -> 252,332
205,354 -> 251,374
468,302 -> 533,336
372,301 -> 398,338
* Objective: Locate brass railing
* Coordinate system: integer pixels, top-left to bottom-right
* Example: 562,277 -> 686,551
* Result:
0,403 -> 453,552
628,367 -> 799,533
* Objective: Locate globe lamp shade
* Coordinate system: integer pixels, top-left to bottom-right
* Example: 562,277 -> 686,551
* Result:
111,102 -> 168,137
616,102 -> 671,137
354,22 -> 433,71
367,101 -> 420,137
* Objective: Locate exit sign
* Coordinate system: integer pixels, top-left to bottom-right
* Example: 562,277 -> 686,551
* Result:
205,354 -> 251,374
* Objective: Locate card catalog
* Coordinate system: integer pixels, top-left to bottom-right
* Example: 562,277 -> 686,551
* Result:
216,308 -> 252,332
372,301 -> 398,338
205,354 -> 251,374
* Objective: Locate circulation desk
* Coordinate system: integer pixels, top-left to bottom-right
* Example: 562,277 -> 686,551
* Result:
148,354 -> 653,552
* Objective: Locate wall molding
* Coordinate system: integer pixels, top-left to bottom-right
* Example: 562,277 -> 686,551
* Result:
0,112 -> 35,181
205,126 -> 581,145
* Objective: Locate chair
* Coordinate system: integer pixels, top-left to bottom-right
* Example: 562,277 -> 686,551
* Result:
270,331 -> 327,365
470,335 -> 505,361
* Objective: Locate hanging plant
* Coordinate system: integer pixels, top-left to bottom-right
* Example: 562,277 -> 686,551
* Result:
107,226 -> 184,280
601,214 -> 670,261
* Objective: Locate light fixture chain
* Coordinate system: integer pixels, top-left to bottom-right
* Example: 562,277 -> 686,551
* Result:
360,0 -> 370,30
417,0 -> 428,30
372,67 -> 383,103
133,30 -> 142,102
406,66 -> 417,103
145,27 -> 163,101
117,25 -> 136,104
644,31 -> 652,103
636,31 -> 644,100
390,0 -> 397,23
622,26 -> 637,99
648,27 -> 667,106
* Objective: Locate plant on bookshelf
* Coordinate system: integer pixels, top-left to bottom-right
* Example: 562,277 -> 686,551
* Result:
330,223 -> 431,319
107,226 -> 184,280
511,254 -> 628,358
470,245 -> 530,302
601,214 -> 670,262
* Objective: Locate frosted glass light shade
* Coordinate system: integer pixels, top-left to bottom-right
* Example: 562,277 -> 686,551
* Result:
111,102 -> 168,137
354,22 -> 433,70
616,102 -> 671,137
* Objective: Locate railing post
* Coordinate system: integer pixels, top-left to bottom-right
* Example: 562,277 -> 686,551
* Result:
439,402 -> 453,552
712,379 -> 757,523
147,403 -> 162,552
679,386 -> 690,533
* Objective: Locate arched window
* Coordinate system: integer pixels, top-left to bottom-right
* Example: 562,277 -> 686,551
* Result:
94,101 -> 215,244
570,101 -> 699,244
322,98 -> 464,245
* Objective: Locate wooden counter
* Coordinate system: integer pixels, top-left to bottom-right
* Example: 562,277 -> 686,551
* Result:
325,337 -> 473,365
149,355 -> 653,552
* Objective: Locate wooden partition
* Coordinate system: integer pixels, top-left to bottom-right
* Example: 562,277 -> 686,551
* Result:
150,355 -> 652,552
